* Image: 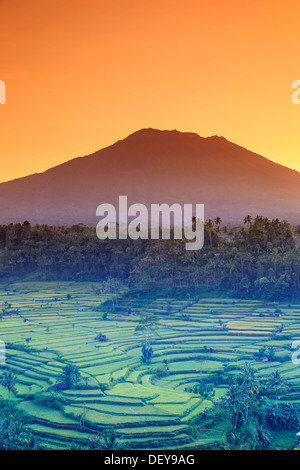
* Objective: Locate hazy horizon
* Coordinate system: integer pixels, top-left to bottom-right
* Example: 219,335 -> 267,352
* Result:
1,0 -> 300,183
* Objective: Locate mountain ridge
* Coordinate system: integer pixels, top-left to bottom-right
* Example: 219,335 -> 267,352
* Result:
0,128 -> 299,225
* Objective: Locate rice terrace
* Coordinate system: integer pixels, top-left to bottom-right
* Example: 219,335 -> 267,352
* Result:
1,279 -> 300,450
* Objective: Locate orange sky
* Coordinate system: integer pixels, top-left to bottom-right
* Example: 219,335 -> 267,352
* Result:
0,0 -> 300,183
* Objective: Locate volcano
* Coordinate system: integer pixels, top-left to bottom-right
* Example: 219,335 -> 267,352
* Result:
0,128 -> 299,225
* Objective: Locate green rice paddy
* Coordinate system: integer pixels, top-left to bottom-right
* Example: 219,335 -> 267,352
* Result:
0,281 -> 299,449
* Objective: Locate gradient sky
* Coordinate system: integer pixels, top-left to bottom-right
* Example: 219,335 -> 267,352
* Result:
0,0 -> 300,183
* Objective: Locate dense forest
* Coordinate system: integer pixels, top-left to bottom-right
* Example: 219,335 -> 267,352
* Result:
0,215 -> 299,301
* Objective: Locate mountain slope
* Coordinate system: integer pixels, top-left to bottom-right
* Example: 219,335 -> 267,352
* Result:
0,128 -> 299,225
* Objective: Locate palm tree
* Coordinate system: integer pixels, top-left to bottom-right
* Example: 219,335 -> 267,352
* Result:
244,215 -> 252,226
214,217 -> 222,233
268,370 -> 288,408
134,312 -> 159,363
1,371 -> 17,405
239,363 -> 260,423
206,219 -> 214,247
11,419 -> 27,447
0,411 -> 40,450
0,413 -> 13,450
256,425 -> 271,449
224,382 -> 245,433
101,428 -> 122,450
223,432 -> 246,450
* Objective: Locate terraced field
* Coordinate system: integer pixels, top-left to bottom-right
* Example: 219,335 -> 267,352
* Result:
0,281 -> 300,449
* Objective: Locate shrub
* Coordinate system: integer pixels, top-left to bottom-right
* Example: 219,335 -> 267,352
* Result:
265,403 -> 300,430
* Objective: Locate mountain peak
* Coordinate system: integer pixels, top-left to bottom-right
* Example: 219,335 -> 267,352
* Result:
0,128 -> 299,225
123,128 -> 229,146
125,127 -> 199,139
